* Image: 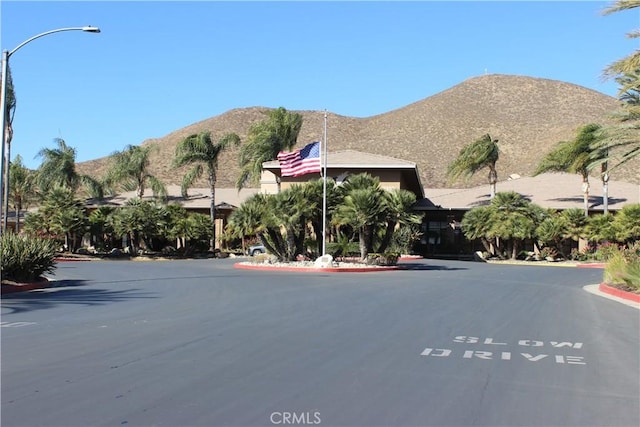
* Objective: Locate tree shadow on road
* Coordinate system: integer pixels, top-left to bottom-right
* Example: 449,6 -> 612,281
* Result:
1,281 -> 156,315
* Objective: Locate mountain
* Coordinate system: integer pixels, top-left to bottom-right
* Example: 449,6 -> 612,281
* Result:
76,74 -> 637,189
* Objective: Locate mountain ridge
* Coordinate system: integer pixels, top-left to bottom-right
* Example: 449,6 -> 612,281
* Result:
76,74 -> 638,189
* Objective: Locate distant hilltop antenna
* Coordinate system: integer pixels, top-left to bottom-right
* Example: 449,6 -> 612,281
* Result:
484,68 -> 488,75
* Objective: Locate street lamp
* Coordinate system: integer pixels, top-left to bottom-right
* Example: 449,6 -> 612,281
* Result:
0,26 -> 100,233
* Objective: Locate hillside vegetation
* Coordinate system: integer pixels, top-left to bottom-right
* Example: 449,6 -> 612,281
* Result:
77,74 -> 637,188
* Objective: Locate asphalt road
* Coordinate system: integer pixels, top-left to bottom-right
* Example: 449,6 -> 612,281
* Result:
1,258 -> 638,427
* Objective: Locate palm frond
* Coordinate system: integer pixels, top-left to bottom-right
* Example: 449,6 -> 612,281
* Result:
181,165 -> 203,198
602,0 -> 640,15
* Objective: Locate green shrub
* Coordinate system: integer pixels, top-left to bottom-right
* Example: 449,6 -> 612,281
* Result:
594,242 -> 621,261
1,233 -> 58,282
366,252 -> 399,266
539,246 -> 559,260
603,243 -> 640,292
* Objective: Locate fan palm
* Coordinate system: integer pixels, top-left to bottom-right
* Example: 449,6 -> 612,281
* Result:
377,189 -> 421,254
174,131 -> 240,250
36,185 -> 87,251
303,178 -> 340,255
488,192 -> 538,259
227,193 -> 270,255
447,134 -> 500,199
236,107 -> 303,190
334,186 -> 386,261
461,205 -> 495,256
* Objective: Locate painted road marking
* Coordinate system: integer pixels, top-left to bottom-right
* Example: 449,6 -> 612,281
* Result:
1,321 -> 36,327
421,335 -> 586,365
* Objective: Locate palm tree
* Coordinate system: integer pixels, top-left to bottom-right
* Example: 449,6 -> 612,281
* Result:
88,206 -> 115,250
593,70 -> 640,174
447,134 -> 500,199
226,193 -> 270,255
236,107 -> 303,190
602,0 -> 640,78
174,131 -> 240,251
599,1 -> 640,169
488,192 -> 539,260
377,189 -> 421,254
271,184 -> 314,260
36,138 -> 103,198
461,205 -> 496,256
303,178 -> 339,255
104,144 -> 167,200
8,155 -> 35,232
29,185 -> 87,251
584,213 -> 616,244
333,174 -> 387,261
535,124 -> 607,216
613,203 -> 640,243
107,198 -> 167,253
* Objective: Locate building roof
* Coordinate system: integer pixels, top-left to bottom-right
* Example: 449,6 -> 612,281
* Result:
83,174 -> 639,214
262,149 -> 418,169
263,149 -> 424,197
85,185 -> 260,210
418,172 -> 640,211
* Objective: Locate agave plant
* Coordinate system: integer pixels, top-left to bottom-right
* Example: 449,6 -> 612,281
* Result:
1,233 -> 57,282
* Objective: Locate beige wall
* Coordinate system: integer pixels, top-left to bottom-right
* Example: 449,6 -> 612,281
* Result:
261,169 -> 404,194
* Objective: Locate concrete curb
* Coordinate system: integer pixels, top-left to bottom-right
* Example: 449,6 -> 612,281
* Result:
234,262 -> 400,273
584,284 -> 640,309
487,260 -> 606,268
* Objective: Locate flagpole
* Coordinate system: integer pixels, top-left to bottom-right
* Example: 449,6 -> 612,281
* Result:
322,110 -> 328,256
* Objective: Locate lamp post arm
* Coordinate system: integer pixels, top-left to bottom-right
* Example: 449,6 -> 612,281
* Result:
8,26 -> 100,57
0,25 -> 100,232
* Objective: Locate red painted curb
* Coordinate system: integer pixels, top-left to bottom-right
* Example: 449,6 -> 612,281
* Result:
234,263 -> 399,273
399,255 -> 423,261
599,282 -> 640,303
577,263 -> 606,269
1,279 -> 50,294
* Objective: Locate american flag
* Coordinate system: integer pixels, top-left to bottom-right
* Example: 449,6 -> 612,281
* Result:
277,141 -> 321,177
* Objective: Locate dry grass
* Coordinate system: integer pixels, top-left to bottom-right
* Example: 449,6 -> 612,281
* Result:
76,74 -> 638,189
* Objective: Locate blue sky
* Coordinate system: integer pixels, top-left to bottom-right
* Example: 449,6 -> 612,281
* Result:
1,1 -> 637,169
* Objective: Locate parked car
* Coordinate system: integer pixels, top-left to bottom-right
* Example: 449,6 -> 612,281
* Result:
249,244 -> 266,256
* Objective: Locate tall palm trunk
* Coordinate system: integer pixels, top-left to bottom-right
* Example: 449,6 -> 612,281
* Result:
488,164 -> 497,199
581,174 -> 590,217
601,161 -> 609,215
137,179 -> 144,199
14,204 -> 19,233
208,170 -> 216,252
359,230 -> 367,261
377,220 -> 396,254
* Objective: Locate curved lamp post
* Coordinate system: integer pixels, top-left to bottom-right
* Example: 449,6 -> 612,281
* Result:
0,26 -> 100,233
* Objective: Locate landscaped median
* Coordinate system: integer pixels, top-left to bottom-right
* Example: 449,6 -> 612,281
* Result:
234,261 -> 400,273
